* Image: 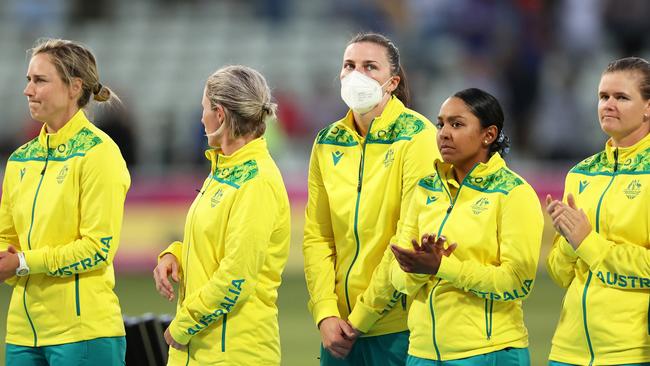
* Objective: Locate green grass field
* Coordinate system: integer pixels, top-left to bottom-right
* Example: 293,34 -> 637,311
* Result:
0,272 -> 564,365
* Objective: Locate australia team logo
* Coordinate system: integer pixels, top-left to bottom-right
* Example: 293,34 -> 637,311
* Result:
211,188 -> 224,207
383,148 -> 395,168
471,197 -> 490,215
623,180 -> 641,199
56,165 -> 68,184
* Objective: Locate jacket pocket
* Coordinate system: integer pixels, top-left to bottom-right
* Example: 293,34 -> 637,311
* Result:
221,314 -> 228,352
484,298 -> 493,339
75,274 -> 80,316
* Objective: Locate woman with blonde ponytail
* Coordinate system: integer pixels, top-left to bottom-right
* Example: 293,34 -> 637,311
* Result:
0,38 -> 130,365
153,65 -> 290,365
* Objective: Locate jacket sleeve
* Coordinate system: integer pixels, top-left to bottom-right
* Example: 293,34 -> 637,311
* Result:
348,128 -> 438,332
159,241 -> 183,263
303,142 -> 340,326
575,232 -> 650,290
0,164 -> 20,251
389,188 -> 432,297
437,185 -> 543,302
546,235 -> 579,288
0,164 -> 20,286
158,241 -> 184,278
168,178 -> 280,344
545,174 -> 578,288
23,144 -> 130,276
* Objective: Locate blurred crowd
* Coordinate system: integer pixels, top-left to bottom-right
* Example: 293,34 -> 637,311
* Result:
1,0 -> 649,172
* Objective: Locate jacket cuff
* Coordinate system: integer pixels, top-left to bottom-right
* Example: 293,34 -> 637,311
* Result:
347,301 -> 381,333
575,231 -> 607,267
4,276 -> 18,286
310,299 -> 340,327
23,249 -> 47,274
159,241 -> 182,262
559,239 -> 579,259
436,254 -> 462,283
168,318 -> 191,345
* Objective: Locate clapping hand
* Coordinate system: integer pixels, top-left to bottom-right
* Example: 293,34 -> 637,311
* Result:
546,193 -> 591,249
391,234 -> 457,275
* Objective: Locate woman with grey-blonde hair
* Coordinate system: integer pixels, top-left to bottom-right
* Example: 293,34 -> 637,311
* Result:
153,65 -> 291,365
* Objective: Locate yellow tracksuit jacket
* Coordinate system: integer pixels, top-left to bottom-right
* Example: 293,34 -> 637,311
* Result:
0,109 -> 130,346
547,133 -> 650,366
391,153 -> 543,361
161,138 -> 290,365
303,96 -> 439,336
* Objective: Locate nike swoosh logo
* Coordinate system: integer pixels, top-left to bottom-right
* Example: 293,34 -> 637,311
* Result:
426,196 -> 438,205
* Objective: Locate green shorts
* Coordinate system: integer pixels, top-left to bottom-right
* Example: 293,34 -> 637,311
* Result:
320,331 -> 409,366
549,361 -> 650,366
6,336 -> 126,366
407,347 -> 530,366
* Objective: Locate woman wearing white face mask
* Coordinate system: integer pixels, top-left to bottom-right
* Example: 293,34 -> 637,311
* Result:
303,32 -> 440,366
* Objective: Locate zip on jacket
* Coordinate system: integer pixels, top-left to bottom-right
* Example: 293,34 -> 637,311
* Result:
425,163 -> 478,360
581,148 -> 617,366
346,119 -> 374,313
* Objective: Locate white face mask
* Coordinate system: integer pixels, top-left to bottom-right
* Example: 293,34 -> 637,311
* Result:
340,71 -> 392,115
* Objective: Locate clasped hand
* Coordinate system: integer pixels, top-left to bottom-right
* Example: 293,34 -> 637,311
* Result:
319,316 -> 361,359
0,245 -> 19,282
545,193 -> 591,249
391,233 -> 457,275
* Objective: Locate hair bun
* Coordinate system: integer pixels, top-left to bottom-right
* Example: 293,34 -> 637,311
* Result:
93,83 -> 111,102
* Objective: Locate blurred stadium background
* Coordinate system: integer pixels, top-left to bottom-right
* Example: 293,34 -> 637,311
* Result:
0,0 -> 649,364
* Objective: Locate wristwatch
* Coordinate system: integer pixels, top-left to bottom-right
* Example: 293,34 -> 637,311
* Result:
16,252 -> 29,276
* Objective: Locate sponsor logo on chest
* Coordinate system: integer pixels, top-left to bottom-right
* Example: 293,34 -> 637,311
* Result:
332,151 -> 344,166
579,180 -> 589,194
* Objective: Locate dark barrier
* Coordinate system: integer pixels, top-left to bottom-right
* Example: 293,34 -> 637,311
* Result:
124,314 -> 172,366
